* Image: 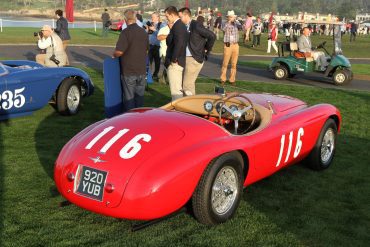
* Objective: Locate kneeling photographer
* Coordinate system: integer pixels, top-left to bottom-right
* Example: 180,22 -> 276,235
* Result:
35,25 -> 67,67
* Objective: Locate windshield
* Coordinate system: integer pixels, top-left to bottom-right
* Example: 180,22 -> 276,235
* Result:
0,62 -> 8,76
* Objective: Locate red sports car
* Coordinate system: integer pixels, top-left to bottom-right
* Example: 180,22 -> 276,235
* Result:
109,20 -> 125,31
54,92 -> 341,225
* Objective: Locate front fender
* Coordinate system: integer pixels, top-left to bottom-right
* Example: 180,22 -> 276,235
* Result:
49,67 -> 94,96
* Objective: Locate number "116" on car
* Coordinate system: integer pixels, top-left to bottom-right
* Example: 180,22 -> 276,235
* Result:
85,126 -> 152,159
276,127 -> 304,167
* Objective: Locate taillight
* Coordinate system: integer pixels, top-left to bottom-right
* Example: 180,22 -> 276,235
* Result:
67,172 -> 75,182
105,183 -> 115,193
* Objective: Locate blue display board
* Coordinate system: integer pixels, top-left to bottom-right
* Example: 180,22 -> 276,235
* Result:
103,57 -> 123,118
103,57 -> 154,118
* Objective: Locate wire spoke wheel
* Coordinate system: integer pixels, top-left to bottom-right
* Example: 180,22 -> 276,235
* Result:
67,85 -> 80,112
211,166 -> 238,215
320,128 -> 335,163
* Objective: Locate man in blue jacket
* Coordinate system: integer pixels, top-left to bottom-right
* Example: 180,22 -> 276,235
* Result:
55,9 -> 71,65
179,7 -> 216,96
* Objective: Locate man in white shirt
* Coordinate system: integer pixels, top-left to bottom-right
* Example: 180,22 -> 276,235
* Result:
35,25 -> 67,67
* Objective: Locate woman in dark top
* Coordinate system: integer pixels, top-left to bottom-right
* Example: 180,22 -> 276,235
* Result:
55,9 -> 71,65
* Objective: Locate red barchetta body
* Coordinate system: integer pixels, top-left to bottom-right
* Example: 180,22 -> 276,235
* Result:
54,92 -> 341,221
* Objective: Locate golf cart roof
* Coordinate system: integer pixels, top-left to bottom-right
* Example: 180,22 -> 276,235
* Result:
287,20 -> 343,25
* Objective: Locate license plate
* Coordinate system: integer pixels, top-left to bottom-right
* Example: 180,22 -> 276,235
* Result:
75,166 -> 108,201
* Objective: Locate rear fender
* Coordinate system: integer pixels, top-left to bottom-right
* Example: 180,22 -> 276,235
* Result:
122,139 -> 254,219
270,58 -> 295,74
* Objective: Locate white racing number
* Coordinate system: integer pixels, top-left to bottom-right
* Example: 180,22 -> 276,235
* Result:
276,127 -> 304,167
0,87 -> 26,110
85,126 -> 151,159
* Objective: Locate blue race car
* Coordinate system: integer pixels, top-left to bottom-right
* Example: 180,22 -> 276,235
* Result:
0,60 -> 94,120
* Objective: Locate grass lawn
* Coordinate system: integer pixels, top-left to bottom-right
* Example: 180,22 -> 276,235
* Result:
0,67 -> 369,246
0,27 -> 369,58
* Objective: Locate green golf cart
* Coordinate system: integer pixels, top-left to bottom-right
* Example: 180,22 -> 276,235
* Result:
269,21 -> 353,85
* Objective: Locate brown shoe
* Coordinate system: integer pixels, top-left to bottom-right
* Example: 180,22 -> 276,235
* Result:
230,81 -> 236,85
220,80 -> 226,86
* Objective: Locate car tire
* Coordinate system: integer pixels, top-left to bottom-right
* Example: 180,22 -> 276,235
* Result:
273,65 -> 289,80
333,69 -> 350,86
306,119 -> 337,170
192,152 -> 244,225
56,78 -> 81,115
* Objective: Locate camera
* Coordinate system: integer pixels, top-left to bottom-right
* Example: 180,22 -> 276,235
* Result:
33,31 -> 43,38
49,55 -> 60,65
146,21 -> 154,34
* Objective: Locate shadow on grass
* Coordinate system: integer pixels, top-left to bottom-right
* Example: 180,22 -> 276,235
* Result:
82,30 -> 101,37
34,68 -> 105,197
0,117 -> 9,246
242,134 -> 370,246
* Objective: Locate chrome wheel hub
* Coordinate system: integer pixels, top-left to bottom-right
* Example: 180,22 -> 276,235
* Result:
321,128 -> 335,163
335,73 -> 345,83
211,166 -> 238,215
67,85 -> 80,112
276,69 -> 285,78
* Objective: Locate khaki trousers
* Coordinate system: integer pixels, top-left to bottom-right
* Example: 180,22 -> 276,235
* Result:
63,40 -> 70,65
36,54 -> 46,65
167,62 -> 184,101
183,57 -> 204,96
220,43 -> 239,83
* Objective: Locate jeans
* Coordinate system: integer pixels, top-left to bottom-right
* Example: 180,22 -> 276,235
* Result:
148,45 -> 161,77
253,34 -> 261,46
350,32 -> 356,42
102,26 -> 109,37
121,74 -> 146,112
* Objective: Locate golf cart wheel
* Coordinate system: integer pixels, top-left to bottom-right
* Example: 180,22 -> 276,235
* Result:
57,78 -> 81,115
333,69 -> 350,86
273,65 -> 289,80
192,152 -> 244,225
306,119 -> 337,171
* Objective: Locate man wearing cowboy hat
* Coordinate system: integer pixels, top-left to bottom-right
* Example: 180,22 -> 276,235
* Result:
220,10 -> 239,85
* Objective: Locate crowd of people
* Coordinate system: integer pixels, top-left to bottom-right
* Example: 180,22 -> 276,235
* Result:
33,7 -> 368,114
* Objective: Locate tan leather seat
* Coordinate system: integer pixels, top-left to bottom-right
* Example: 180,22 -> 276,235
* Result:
291,42 -> 314,62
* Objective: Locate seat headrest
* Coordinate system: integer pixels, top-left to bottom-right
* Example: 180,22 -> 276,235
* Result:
290,42 -> 298,51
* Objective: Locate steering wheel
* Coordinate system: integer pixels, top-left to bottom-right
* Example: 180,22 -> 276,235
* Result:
217,93 -> 256,134
316,41 -> 327,49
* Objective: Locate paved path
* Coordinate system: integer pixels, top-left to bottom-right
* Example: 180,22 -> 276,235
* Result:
1,44 -> 369,92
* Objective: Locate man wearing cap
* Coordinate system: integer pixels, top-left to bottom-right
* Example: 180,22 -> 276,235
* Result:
35,25 -> 67,67
220,10 -> 239,85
